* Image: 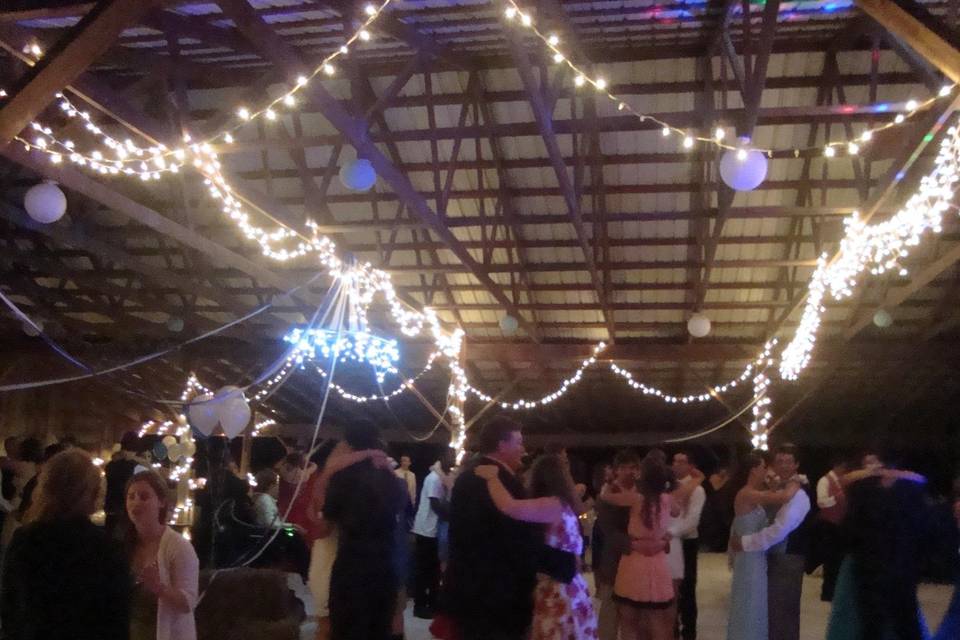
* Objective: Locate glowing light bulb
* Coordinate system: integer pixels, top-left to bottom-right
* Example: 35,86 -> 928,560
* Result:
895,114 -> 906,124
324,63 -> 335,75
548,34 -> 559,46
365,4 -> 377,15
224,133 -> 234,144
553,52 -> 564,63
520,13 -> 532,26
905,99 -> 918,111
359,29 -> 371,41
715,127 -> 725,141
848,142 -> 860,155
505,6 -> 517,19
595,78 -> 607,90
824,146 -> 836,157
265,108 -> 276,121
736,148 -> 748,161
683,135 -> 694,149
238,107 -> 250,120
861,130 -> 873,142
283,94 -> 296,107
662,127 -> 670,137
940,85 -> 952,97
574,75 -> 586,87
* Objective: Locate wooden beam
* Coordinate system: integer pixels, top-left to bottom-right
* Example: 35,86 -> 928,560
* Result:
216,0 -> 541,340
0,0 -> 159,144
854,0 -> 960,83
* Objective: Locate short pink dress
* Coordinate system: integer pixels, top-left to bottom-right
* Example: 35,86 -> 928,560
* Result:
613,493 -> 674,606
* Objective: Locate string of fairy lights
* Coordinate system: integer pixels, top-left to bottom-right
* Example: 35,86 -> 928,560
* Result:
5,1 -> 960,458
499,0 -> 955,158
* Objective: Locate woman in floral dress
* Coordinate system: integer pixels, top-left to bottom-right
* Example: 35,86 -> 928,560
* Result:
475,454 -> 598,640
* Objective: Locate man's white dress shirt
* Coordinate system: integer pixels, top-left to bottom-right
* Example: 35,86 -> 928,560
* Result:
741,488 -> 811,553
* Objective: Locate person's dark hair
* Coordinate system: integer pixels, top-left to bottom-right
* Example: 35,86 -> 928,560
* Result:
477,417 -> 522,455
729,451 -> 767,495
774,443 -> 799,465
637,457 -> 674,530
119,431 -> 140,453
439,446 -> 456,472
18,438 -> 43,464
254,469 -> 279,493
544,443 -> 566,457
344,420 -> 382,452
59,435 -> 77,448
527,454 -> 577,511
644,448 -> 667,465
43,443 -> 68,464
613,449 -> 640,468
206,437 -> 231,468
672,449 -> 692,464
310,440 -> 339,472
283,452 -> 306,469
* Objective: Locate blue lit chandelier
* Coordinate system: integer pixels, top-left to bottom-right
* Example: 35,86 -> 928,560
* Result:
283,265 -> 400,383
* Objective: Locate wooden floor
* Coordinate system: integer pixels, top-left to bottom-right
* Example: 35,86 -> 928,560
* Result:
291,553 -> 954,639
396,553 -> 954,640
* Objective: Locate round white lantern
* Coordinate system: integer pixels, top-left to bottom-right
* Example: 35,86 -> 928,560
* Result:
339,158 -> 376,192
24,181 -> 67,224
687,313 -> 712,338
22,320 -> 43,337
166,316 -> 184,332
719,147 -> 768,192
499,314 -> 519,335
188,393 -> 219,435
873,309 -> 893,328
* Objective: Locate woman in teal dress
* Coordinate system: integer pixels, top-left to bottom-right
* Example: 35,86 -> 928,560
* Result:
726,453 -> 801,640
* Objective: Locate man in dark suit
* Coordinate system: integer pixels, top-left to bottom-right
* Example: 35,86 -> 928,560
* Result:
446,417 -> 574,640
324,421 -> 407,640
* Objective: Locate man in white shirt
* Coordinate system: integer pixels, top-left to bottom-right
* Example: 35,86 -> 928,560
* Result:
736,444 -> 811,640
411,450 -> 454,619
670,451 -> 706,640
395,454 -> 417,508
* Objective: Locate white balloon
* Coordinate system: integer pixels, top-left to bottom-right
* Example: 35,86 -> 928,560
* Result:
161,435 -> 177,447
219,396 -> 251,439
873,309 -> 893,328
183,440 -> 197,456
720,148 -> 768,192
339,158 -> 376,192
188,393 -> 219,435
499,314 -> 519,335
167,443 -> 183,462
687,313 -> 712,338
24,181 -> 67,224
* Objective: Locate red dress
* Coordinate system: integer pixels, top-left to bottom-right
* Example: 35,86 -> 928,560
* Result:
531,505 -> 598,640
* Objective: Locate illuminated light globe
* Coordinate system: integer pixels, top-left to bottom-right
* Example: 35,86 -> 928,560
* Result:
873,309 -> 893,328
720,145 -> 768,191
687,313 -> 711,338
284,327 -> 400,383
339,158 -> 376,192
24,181 -> 67,223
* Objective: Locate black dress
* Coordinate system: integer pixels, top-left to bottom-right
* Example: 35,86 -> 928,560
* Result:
1,517 -> 131,640
323,459 -> 406,640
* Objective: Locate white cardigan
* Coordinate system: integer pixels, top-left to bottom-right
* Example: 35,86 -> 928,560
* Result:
156,527 -> 199,640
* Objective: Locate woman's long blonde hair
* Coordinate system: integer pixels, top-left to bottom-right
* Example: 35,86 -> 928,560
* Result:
24,449 -> 101,524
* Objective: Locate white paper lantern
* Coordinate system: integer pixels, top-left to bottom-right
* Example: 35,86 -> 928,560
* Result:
687,313 -> 712,338
339,158 -> 376,192
166,316 -> 184,332
873,309 -> 893,328
161,435 -> 177,447
499,314 -> 519,335
22,320 -> 42,337
719,147 -> 768,192
24,181 -> 67,224
188,393 -> 219,435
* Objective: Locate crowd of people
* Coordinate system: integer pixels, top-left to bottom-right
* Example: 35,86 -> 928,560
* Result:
0,418 -> 958,640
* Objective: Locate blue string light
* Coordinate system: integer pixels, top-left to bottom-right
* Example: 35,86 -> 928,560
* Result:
283,327 -> 400,382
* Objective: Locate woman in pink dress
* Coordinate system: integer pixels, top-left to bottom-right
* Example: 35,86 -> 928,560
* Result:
599,456 -> 698,640
475,454 -> 598,640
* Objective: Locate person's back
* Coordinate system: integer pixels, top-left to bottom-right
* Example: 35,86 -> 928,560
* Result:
2,517 -> 130,640
446,456 -> 538,636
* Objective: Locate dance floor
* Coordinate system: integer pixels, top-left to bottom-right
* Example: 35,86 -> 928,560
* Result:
395,553 -> 954,640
